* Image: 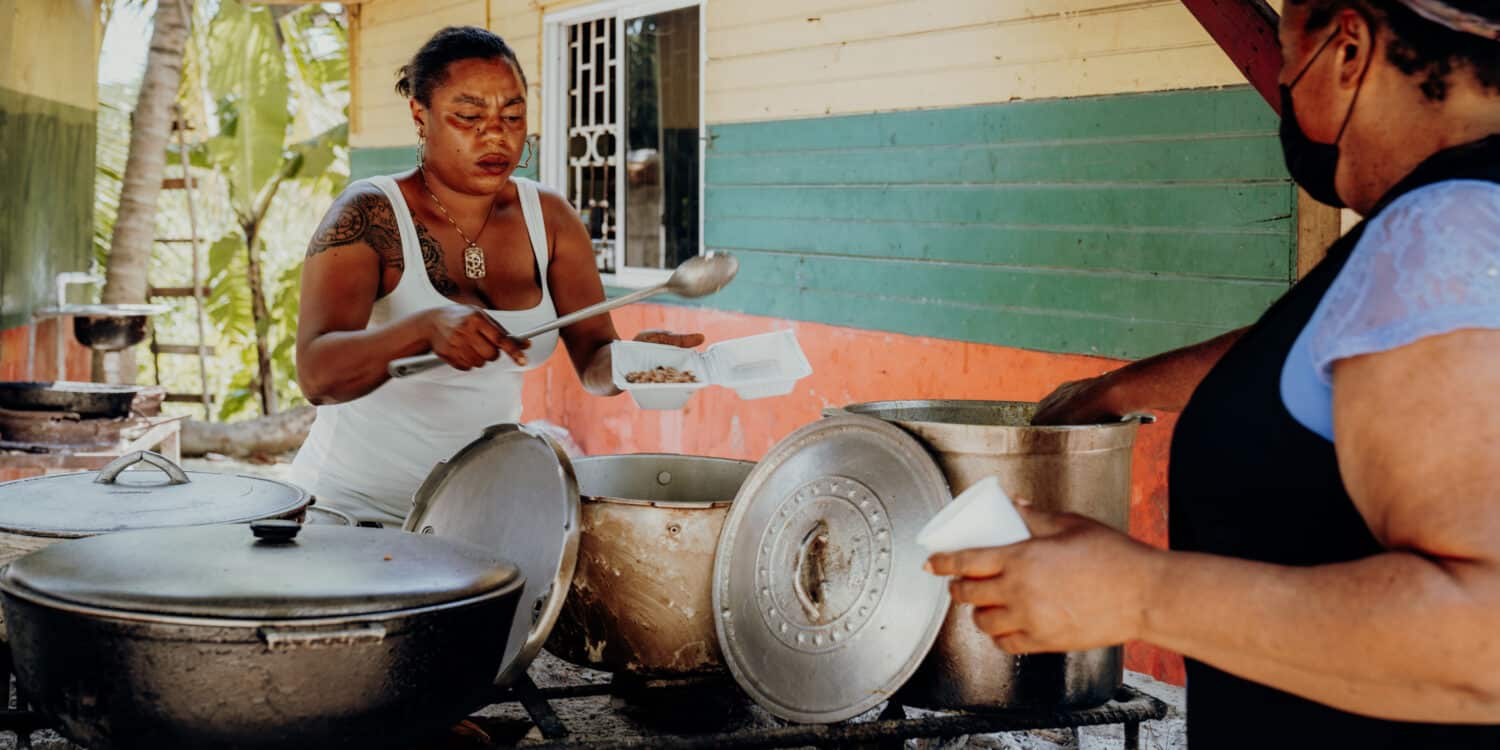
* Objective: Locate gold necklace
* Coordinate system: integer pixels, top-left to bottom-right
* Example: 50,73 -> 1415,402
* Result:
420,168 -> 495,279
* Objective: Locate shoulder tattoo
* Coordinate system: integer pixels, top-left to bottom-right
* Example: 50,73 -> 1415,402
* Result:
306,188 -> 403,271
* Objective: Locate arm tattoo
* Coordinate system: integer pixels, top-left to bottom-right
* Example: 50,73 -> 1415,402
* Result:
412,220 -> 461,297
306,189 -> 404,271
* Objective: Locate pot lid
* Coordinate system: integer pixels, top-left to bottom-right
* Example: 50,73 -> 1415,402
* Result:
405,423 -> 580,687
0,451 -> 309,537
0,521 -> 523,619
713,415 -> 952,724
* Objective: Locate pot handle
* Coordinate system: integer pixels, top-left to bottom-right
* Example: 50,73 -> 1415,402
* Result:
1120,412 -> 1158,425
259,624 -> 388,651
94,450 -> 190,486
794,522 -> 830,622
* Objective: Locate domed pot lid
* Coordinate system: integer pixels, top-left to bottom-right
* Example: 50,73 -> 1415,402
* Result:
0,451 -> 309,538
0,521 -> 522,620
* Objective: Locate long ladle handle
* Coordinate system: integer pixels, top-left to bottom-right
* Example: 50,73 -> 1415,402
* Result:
387,284 -> 667,378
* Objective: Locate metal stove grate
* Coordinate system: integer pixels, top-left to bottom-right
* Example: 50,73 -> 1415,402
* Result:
0,666 -> 1167,749
478,673 -> 1168,750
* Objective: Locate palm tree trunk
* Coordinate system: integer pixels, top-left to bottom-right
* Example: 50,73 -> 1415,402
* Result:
97,0 -> 193,382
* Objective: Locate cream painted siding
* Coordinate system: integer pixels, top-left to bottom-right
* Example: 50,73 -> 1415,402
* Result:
492,2 -> 542,123
350,0 -> 1257,145
1,0 -> 97,111
703,0 -> 1247,123
351,0 -> 487,148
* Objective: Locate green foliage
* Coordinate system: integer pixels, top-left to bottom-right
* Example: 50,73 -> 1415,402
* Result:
94,84 -> 136,271
113,0 -> 349,421
206,233 -> 253,342
205,1 -> 291,222
269,262 -> 304,409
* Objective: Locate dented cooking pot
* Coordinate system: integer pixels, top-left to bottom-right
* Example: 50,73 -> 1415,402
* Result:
543,454 -> 754,676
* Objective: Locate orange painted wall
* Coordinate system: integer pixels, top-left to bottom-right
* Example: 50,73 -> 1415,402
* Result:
0,322 -> 90,382
522,303 -> 1187,685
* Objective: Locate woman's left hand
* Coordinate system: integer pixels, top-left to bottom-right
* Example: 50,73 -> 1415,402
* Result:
926,506 -> 1163,654
633,329 -> 705,348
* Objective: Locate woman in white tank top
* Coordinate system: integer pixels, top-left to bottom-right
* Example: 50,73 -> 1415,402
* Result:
291,27 -> 698,526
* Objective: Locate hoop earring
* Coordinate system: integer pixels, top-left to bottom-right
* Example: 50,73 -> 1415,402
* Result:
516,134 -> 537,170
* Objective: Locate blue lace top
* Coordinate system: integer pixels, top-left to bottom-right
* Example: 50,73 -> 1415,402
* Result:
1282,179 -> 1500,441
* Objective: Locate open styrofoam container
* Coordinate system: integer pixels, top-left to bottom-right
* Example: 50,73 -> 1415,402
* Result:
612,330 -> 813,410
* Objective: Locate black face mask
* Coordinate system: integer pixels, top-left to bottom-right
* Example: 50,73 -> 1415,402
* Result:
1279,30 -> 1370,208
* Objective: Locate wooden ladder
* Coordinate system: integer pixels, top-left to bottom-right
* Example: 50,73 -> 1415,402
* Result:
147,107 -> 215,420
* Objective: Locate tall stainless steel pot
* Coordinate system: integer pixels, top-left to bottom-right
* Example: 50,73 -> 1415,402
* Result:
0,521 -> 524,750
827,400 -> 1144,710
544,454 -> 754,676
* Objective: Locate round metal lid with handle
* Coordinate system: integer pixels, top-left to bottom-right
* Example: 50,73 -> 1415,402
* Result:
0,521 -> 523,620
713,415 -> 952,724
0,451 -> 310,538
404,423 -> 580,687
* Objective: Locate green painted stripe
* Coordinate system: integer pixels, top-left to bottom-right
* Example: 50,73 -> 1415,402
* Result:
707,134 -> 1289,186
695,87 -> 1296,359
707,282 -> 1238,360
350,145 -> 417,181
708,88 -> 1278,154
0,86 -> 95,329
585,88 -> 1294,360
608,280 -> 1233,360
350,145 -> 540,182
704,218 -> 1290,281
718,250 -> 1285,329
706,184 -> 1292,230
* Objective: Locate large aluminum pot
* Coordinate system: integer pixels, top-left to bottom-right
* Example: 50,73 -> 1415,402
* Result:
827,400 -> 1143,710
545,454 -> 754,676
0,521 -> 523,750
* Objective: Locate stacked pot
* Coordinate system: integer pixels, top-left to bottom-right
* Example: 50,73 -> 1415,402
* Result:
0,398 -> 1147,745
831,401 -> 1142,710
0,451 -> 529,750
525,400 -> 1146,721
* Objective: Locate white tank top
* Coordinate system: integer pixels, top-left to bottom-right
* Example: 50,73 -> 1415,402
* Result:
290,175 -> 560,524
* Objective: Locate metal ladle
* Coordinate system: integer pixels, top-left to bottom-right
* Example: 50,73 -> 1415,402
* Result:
387,251 -> 739,378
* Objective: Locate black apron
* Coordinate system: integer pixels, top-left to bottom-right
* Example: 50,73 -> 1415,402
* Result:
1169,135 -> 1500,749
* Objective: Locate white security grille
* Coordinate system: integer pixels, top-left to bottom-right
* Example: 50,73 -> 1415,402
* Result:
566,17 -> 620,273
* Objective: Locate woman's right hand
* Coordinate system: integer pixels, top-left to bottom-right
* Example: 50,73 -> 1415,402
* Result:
1031,372 -> 1123,426
423,305 -> 530,370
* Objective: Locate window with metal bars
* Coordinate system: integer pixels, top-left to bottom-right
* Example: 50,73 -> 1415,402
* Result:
544,1 -> 702,284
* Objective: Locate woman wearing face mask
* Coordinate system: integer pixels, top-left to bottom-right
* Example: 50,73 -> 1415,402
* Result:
292,27 -> 700,528
929,1 -> 1500,746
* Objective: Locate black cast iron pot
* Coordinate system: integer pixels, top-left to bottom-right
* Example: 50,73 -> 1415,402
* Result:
0,521 -> 523,750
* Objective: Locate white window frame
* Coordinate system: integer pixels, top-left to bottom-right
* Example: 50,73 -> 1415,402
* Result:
542,0 -> 706,289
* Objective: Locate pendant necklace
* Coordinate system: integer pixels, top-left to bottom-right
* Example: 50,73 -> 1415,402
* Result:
420,168 -> 496,280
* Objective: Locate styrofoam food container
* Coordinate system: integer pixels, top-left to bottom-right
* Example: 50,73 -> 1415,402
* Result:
708,331 -> 813,400
611,330 -> 813,410
610,342 -> 706,410
916,476 -> 1032,557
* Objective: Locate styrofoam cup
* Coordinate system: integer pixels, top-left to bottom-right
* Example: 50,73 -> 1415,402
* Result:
916,476 -> 1032,556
